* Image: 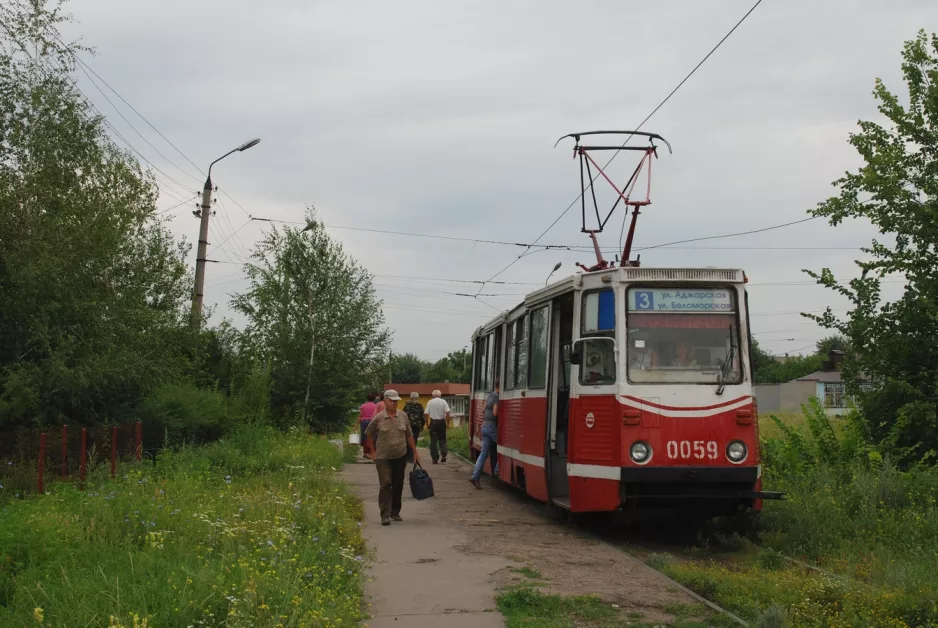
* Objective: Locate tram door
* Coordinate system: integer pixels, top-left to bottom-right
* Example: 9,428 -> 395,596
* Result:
547,293 -> 574,504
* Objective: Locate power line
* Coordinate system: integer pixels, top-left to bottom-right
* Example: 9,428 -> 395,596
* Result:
65,47 -> 205,176
641,217 -> 819,251
373,273 -> 541,286
252,215 -> 850,255
478,0 -> 765,287
208,219 -> 253,259
156,193 -> 199,216
22,8 -> 261,231
215,196 -> 254,260
0,14 -> 196,205
70,57 -> 200,187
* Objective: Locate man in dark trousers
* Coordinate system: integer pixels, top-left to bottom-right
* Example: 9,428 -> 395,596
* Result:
425,389 -> 453,464
364,390 -> 420,525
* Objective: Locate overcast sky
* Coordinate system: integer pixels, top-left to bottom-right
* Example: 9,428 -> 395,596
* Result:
59,0 -> 936,361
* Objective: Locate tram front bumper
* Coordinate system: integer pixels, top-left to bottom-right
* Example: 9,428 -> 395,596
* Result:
619,466 -> 784,501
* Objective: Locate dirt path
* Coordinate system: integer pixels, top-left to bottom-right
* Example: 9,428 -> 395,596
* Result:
347,448 -> 699,626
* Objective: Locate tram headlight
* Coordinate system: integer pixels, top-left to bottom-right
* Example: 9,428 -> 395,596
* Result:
726,440 -> 748,463
630,441 -> 652,464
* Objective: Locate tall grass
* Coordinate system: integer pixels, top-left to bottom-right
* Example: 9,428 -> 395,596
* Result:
660,399 -> 938,626
0,424 -> 365,627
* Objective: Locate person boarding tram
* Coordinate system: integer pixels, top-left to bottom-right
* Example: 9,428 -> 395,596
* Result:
470,378 -> 499,489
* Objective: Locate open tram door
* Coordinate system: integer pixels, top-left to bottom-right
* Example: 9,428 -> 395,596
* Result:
547,292 -> 575,508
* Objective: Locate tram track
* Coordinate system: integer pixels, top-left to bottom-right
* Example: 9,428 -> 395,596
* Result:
450,450 -> 750,626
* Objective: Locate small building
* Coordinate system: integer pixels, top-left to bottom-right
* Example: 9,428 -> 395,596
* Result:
794,370 -> 852,416
754,350 -> 869,416
383,383 -> 470,423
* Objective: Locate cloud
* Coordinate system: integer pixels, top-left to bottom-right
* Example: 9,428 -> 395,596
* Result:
62,0 -> 936,360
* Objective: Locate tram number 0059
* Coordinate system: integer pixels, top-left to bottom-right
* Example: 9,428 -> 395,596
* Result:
666,440 -> 718,460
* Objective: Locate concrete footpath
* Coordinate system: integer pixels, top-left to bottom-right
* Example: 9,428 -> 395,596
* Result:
344,449 -> 508,627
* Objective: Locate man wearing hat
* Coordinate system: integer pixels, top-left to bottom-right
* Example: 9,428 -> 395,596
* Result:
364,389 -> 420,525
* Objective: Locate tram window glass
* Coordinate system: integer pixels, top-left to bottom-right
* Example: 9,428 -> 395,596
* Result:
516,316 -> 528,388
582,289 -> 615,336
485,333 -> 495,390
528,307 -> 548,389
577,337 -> 616,385
473,337 -> 487,390
626,287 -> 742,385
505,316 -> 528,390
505,323 -> 516,390
474,334 -> 494,391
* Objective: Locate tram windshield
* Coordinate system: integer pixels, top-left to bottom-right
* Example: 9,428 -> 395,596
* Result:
626,287 -> 742,385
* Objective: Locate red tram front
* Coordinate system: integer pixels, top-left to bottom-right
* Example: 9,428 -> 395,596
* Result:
469,266 -> 778,517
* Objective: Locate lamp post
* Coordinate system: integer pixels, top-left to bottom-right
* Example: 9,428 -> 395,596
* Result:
191,138 -> 260,324
545,262 -> 562,286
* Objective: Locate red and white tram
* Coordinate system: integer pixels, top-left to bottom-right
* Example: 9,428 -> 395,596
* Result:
467,131 -> 780,517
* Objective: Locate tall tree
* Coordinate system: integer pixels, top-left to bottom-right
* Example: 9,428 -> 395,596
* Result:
232,210 -> 390,431
0,0 -> 192,427
390,353 -> 424,384
805,31 -> 938,462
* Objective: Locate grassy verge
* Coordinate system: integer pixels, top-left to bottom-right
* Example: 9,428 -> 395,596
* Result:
415,422 -> 470,460
644,400 -> 938,627
0,424 -> 366,627
496,584 -> 732,628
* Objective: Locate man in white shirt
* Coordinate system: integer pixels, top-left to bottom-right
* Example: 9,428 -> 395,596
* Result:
425,389 -> 452,464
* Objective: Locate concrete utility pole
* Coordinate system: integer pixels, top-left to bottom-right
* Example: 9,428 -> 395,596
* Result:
191,138 -> 261,325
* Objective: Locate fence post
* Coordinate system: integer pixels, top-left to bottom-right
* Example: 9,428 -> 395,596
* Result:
135,421 -> 142,461
79,428 -> 87,490
37,433 -> 46,494
110,426 -> 117,479
61,424 -> 68,478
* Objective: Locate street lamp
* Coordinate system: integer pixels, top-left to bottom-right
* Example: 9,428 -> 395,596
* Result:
191,138 -> 261,323
545,262 -> 562,286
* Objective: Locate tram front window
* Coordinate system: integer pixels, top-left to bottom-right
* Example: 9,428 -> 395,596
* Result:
626,287 -> 742,385
576,337 -> 616,385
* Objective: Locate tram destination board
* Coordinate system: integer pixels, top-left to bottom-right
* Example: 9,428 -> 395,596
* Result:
628,289 -> 734,313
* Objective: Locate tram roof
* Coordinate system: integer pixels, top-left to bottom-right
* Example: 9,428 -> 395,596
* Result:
470,266 -> 746,340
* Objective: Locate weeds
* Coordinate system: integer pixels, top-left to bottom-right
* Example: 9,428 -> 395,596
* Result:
512,565 -> 543,579
0,424 -> 365,626
655,399 -> 938,626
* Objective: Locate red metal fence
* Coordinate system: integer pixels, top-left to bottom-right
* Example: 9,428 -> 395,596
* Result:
0,421 -> 146,495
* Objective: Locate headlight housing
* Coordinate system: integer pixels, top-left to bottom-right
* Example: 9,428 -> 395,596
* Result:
726,440 -> 748,463
630,441 -> 652,464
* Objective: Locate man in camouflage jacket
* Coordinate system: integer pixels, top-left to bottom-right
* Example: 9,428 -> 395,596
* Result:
404,392 -> 425,463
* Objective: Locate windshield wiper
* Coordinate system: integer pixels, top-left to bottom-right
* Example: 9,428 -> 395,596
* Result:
716,326 -> 737,396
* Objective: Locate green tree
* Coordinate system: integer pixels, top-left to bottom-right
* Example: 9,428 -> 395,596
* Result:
443,348 -> 472,384
423,358 -> 456,383
390,353 -> 425,384
232,210 -> 390,432
816,334 -> 852,357
750,339 -> 825,384
805,30 -> 938,462
0,0 -> 192,427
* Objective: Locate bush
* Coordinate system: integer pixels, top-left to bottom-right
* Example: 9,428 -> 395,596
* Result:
138,383 -> 234,446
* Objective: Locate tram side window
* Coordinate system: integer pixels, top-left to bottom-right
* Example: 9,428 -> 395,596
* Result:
504,316 -> 528,390
582,289 -> 615,337
474,335 -> 492,391
516,316 -> 528,388
505,324 -> 515,390
577,337 -> 616,386
528,307 -> 548,389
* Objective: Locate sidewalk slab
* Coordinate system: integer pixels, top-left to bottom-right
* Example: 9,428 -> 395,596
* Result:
345,450 -> 508,627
